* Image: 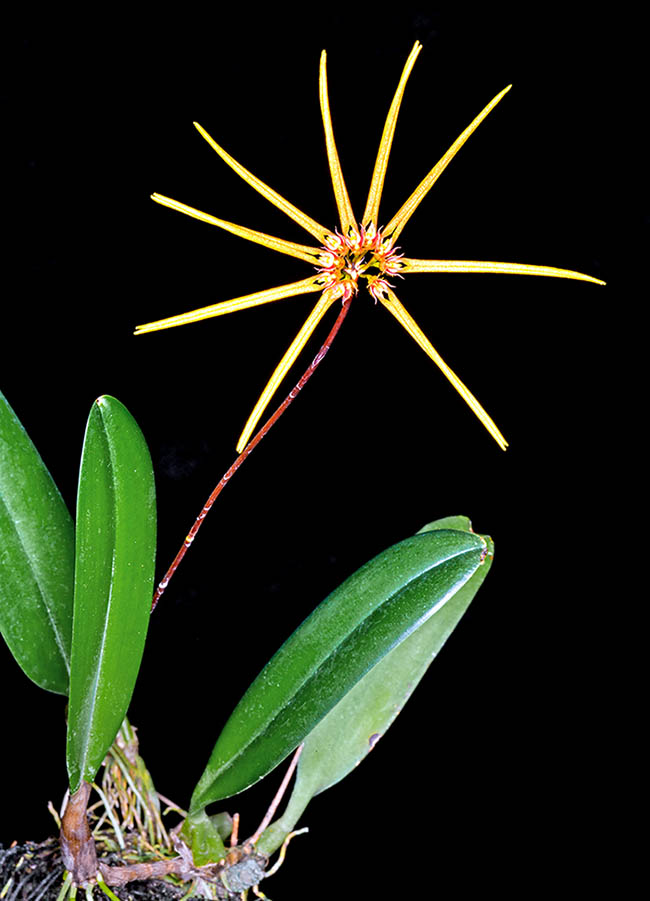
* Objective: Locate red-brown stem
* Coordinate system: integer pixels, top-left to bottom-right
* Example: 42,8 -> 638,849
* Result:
60,782 -> 97,886
151,295 -> 352,610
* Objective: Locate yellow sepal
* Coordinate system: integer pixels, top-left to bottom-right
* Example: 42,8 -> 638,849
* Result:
379,287 -> 508,450
319,51 -> 356,236
151,194 -> 322,264
362,41 -> 422,228
134,276 -> 323,335
194,122 -> 333,243
384,85 -> 512,242
236,289 -> 341,451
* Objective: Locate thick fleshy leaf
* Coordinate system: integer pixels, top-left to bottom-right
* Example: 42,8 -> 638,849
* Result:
66,396 -> 156,792
258,515 -> 493,855
190,527 -> 487,813
0,390 -> 74,694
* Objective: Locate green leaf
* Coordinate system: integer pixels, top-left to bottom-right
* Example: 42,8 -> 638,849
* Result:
0,390 -> 74,694
66,396 -> 156,793
258,516 -> 493,855
190,527 -> 487,813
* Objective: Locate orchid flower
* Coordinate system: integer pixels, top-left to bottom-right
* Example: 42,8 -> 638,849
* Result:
137,41 -> 604,452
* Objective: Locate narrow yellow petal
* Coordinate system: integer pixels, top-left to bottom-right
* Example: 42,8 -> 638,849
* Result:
134,276 -> 324,335
362,41 -> 422,229
379,288 -> 508,450
319,51 -> 356,235
384,85 -> 512,242
151,194 -> 322,264
193,121 -> 332,244
401,257 -> 605,285
236,291 -> 338,452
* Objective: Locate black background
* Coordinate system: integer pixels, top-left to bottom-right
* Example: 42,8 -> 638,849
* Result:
1,6 -> 634,898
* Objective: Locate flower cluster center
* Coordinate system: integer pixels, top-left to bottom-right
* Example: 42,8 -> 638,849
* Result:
315,223 -> 404,301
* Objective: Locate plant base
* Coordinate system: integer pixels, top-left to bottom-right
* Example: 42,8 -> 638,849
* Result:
0,838 -> 186,900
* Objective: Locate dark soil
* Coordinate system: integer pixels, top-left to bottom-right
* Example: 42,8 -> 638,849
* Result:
0,839 -> 184,900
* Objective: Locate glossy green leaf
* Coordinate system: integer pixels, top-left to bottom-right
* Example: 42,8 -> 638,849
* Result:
190,527 -> 487,813
0,390 -> 74,694
259,515 -> 493,855
66,396 -> 156,793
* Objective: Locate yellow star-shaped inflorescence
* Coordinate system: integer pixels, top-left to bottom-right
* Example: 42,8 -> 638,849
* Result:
137,41 -> 604,452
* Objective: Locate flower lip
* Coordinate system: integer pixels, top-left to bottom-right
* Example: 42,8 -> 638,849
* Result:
314,223 -> 404,300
